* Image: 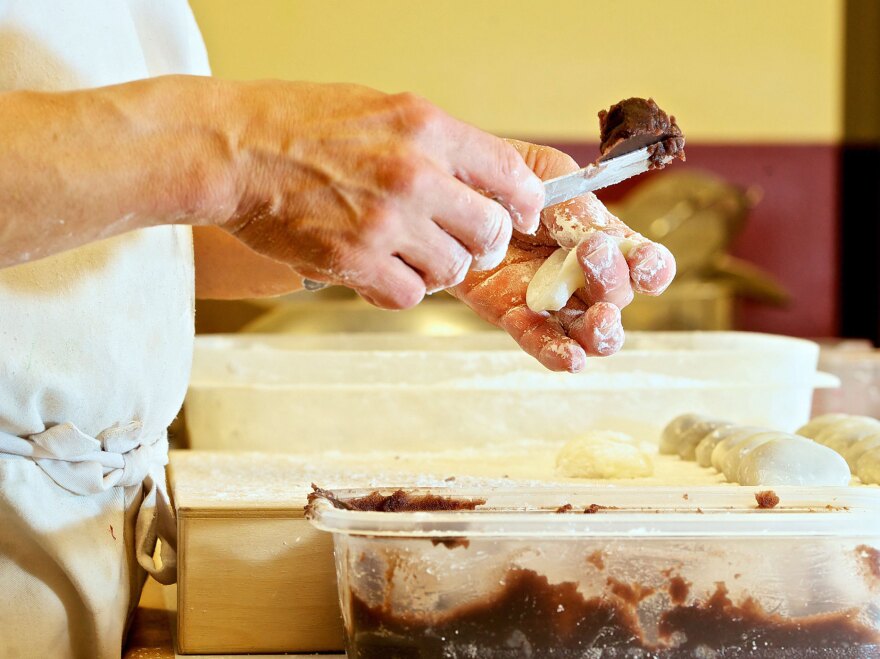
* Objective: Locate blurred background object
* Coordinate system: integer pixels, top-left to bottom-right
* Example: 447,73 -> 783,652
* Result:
189,0 -> 879,344
811,339 -> 880,417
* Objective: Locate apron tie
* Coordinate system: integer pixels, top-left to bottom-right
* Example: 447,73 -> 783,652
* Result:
0,421 -> 177,584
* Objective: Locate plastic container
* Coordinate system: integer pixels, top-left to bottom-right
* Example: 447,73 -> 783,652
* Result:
186,332 -> 833,453
308,485 -> 880,658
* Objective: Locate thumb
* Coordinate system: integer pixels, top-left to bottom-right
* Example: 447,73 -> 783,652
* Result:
507,140 -> 629,250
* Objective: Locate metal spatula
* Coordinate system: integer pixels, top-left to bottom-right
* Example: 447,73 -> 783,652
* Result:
542,146 -> 668,208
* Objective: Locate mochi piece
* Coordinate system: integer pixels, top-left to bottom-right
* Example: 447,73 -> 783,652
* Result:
659,414 -> 724,456
710,429 -> 773,473
556,430 -> 653,479
526,247 -> 585,313
843,433 -> 880,469
813,417 -> 880,455
695,425 -> 764,468
675,419 -> 735,461
796,414 -> 851,440
856,447 -> 880,485
737,436 -> 851,486
719,432 -> 782,482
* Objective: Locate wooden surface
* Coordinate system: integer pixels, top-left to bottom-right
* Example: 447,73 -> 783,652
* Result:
124,578 -> 345,658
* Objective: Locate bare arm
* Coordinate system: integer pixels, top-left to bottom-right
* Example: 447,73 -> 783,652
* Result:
193,226 -> 302,299
0,75 -> 232,267
0,75 -> 545,308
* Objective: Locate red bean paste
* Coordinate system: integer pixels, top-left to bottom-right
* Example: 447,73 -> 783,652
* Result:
586,550 -> 605,571
346,569 -> 880,658
667,575 -> 690,606
658,582 -> 878,655
348,568 -> 645,658
755,490 -> 781,509
307,484 -> 485,513
598,97 -> 686,169
857,544 -> 880,583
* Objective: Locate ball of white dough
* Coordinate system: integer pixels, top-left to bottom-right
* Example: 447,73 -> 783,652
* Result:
844,433 -> 880,469
695,425 -> 763,468
856,447 -> 880,485
660,414 -> 725,456
796,413 -> 851,439
720,431 -> 783,481
813,417 -> 880,454
556,431 -> 653,479
737,436 -> 851,486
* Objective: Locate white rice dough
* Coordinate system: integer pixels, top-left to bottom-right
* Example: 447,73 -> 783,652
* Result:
737,436 -> 851,486
556,430 -> 654,479
797,413 -> 880,483
797,413 -> 855,439
844,433 -> 880,470
695,425 -> 763,468
719,432 -> 784,481
856,447 -> 880,485
659,414 -> 731,456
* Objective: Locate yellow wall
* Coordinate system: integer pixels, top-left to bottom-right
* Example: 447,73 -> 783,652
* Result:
190,0 -> 844,143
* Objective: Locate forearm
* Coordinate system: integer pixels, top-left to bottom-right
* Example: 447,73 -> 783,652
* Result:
0,75 -> 232,268
193,226 -> 303,299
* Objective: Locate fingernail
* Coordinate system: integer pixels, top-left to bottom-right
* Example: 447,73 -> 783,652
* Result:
539,341 -> 586,373
581,234 -> 616,276
631,244 -> 675,294
632,250 -> 659,284
519,174 -> 545,234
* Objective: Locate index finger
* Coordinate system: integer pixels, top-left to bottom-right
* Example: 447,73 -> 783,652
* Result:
436,122 -> 545,235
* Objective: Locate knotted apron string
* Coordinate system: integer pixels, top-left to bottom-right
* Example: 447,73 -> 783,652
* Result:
0,421 -> 177,584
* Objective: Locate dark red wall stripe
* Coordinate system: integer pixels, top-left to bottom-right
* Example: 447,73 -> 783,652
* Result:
541,141 -> 839,338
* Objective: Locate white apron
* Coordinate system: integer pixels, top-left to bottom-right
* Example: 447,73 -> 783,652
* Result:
0,1 -> 209,657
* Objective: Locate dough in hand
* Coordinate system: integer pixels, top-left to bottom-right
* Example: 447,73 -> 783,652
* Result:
556,430 -> 653,479
526,247 -> 585,313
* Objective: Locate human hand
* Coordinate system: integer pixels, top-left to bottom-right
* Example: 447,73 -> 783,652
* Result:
451,140 -> 676,372
214,82 -> 544,308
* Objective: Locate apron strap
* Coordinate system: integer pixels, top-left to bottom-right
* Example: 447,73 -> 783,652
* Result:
0,421 -> 177,584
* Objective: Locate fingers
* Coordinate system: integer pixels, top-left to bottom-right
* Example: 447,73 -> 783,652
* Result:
426,174 -> 513,272
506,141 -> 630,249
575,232 -> 634,308
397,220 -> 473,294
567,302 -> 625,357
626,241 -> 676,296
497,306 -> 588,373
441,127 -> 544,235
354,256 -> 426,310
507,139 -> 579,180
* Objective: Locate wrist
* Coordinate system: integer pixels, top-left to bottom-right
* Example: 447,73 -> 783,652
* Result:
133,75 -> 241,229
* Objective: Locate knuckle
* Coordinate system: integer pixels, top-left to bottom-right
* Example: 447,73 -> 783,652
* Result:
392,92 -> 440,136
363,201 -> 395,233
476,205 -> 512,253
436,250 -> 472,288
379,153 -> 424,195
495,141 -> 524,180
